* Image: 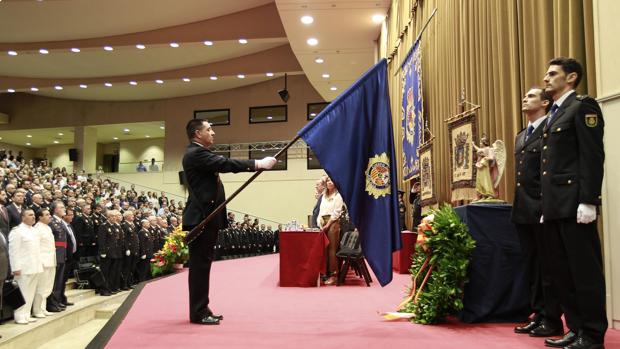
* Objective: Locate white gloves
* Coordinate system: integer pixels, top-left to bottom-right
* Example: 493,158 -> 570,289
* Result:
126,250 -> 131,256
255,157 -> 277,170
101,254 -> 107,258
539,215 -> 544,224
141,255 -> 146,259
577,204 -> 597,224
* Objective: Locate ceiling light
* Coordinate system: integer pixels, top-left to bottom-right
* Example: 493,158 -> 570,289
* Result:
113,137 -> 118,140
58,133 -> 64,136
0,137 -> 2,140
330,86 -> 338,91
322,73 -> 330,78
26,143 -> 31,146
266,72 -> 274,77
39,49 -> 49,55
170,42 -> 180,48
210,76 -> 218,80
103,46 -> 113,51
182,77 -> 191,82
79,84 -> 87,89
372,14 -> 386,23
238,39 -> 248,44
8,50 -> 17,56
160,126 -> 165,130
203,41 -> 213,46
53,140 -> 59,144
155,79 -> 164,84
27,135 -> 32,138
307,38 -> 319,46
310,113 -> 316,117
237,74 -> 245,79
123,128 -> 130,132
7,89 -> 15,93
104,82 -> 112,87
267,116 -> 273,120
71,48 -> 80,53
301,15 -> 314,24
54,85 -> 63,90
136,44 -> 146,49
145,135 -> 151,138
31,87 -> 39,91
315,57 -> 324,64
129,81 -> 137,86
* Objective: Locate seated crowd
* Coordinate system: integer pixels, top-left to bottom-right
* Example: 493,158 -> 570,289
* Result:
216,212 -> 279,260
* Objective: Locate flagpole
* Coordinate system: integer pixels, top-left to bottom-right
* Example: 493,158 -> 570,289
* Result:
185,134 -> 302,244
398,7 -> 437,68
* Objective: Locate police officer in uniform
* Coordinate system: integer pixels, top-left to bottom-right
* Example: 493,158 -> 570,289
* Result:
98,210 -> 123,294
137,219 -> 153,282
511,88 -> 563,337
540,57 -> 606,349
121,210 -> 139,289
73,205 -> 97,260
48,201 -> 68,312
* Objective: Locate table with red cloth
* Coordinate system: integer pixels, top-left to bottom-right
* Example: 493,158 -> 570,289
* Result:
279,230 -> 329,287
392,230 -> 417,274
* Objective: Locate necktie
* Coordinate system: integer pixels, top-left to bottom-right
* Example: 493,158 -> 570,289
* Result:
547,104 -> 559,125
525,124 -> 535,141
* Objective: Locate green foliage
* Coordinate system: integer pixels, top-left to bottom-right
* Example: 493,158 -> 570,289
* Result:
402,205 -> 476,324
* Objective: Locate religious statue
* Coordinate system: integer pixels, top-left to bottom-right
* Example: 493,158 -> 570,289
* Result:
472,134 -> 506,201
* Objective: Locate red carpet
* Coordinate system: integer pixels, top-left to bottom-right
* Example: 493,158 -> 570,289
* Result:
106,254 -> 620,348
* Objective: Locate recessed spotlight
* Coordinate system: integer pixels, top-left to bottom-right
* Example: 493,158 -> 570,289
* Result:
145,135 -> 151,138
315,57 -> 324,64
53,140 -> 59,144
136,44 -> 146,50
307,38 -> 319,46
322,73 -> 330,78
170,42 -> 180,48
266,72 -> 274,77
7,89 -> 15,93
310,113 -> 316,117
182,77 -> 191,82
129,81 -> 137,86
58,133 -> 64,136
26,143 -> 31,146
267,116 -> 273,120
238,39 -> 248,44
7,50 -> 17,56
203,41 -> 213,46
39,49 -> 49,55
31,87 -> 39,91
54,85 -> 63,90
330,86 -> 337,91
104,82 -> 112,87
113,137 -> 118,140
123,128 -> 130,132
301,15 -> 314,24
27,135 -> 32,138
237,74 -> 245,79
155,79 -> 164,84
372,14 -> 386,23
79,84 -> 87,89
160,126 -> 165,130
0,137 -> 2,140
210,76 -> 218,80
70,48 -> 80,53
103,46 -> 114,51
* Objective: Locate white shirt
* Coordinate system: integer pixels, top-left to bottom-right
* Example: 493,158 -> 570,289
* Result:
62,219 -> 77,254
35,222 -> 56,268
9,223 -> 43,275
527,115 -> 548,132
554,89 -> 575,109
317,191 -> 344,228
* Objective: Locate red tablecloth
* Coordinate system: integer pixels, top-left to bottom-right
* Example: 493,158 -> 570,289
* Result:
279,231 -> 329,287
392,230 -> 417,274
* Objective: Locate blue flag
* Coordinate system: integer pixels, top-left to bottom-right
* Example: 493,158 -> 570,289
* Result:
298,59 -> 401,286
401,40 -> 423,180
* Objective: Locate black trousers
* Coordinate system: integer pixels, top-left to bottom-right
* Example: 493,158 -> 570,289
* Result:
101,257 -> 122,291
188,227 -> 218,321
49,262 -> 65,306
542,218 -> 607,342
515,223 -> 562,325
121,255 -> 136,288
137,258 -> 151,282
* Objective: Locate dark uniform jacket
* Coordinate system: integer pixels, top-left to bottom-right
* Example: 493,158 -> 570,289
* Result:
72,213 -> 96,248
0,232 -> 9,281
138,228 -> 154,258
511,121 -> 545,224
181,142 -> 255,231
122,221 -> 140,256
6,203 -> 23,230
0,205 -> 10,240
50,216 -> 68,264
98,221 -> 123,258
541,93 -> 604,220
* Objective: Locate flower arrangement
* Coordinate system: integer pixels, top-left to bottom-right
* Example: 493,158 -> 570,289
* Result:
151,226 -> 190,276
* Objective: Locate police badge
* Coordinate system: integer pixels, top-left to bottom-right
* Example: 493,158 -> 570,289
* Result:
365,153 -> 391,199
585,114 -> 598,128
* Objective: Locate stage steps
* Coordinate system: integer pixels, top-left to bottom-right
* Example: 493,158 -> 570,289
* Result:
0,278 -> 131,349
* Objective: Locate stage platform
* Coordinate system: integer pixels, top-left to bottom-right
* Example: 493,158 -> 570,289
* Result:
99,254 -> 620,349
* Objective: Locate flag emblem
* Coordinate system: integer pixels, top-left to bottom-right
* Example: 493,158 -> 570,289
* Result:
365,153 -> 391,199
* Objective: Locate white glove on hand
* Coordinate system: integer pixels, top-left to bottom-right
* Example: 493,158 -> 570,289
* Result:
141,255 -> 146,259
255,157 -> 277,170
126,250 -> 131,256
101,254 -> 107,258
577,203 -> 597,224
539,215 -> 544,224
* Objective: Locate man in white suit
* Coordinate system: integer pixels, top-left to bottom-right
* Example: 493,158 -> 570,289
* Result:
33,208 -> 56,317
9,209 -> 43,324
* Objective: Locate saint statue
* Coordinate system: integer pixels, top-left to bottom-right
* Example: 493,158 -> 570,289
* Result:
472,134 -> 506,201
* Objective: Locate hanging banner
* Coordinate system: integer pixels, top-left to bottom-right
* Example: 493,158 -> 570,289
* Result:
447,113 -> 478,201
401,40 -> 423,181
418,141 -> 436,206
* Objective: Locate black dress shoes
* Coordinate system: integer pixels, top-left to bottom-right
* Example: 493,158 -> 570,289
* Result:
209,313 -> 224,321
530,322 -> 563,337
545,331 -> 577,347
190,315 -> 220,325
46,306 -> 62,313
62,302 -> 74,306
515,320 -> 541,334
564,336 -> 604,349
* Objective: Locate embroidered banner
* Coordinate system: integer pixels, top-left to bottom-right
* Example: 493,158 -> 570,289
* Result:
400,40 -> 423,181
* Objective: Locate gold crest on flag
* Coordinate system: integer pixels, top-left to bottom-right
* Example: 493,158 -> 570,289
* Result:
365,153 -> 391,199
